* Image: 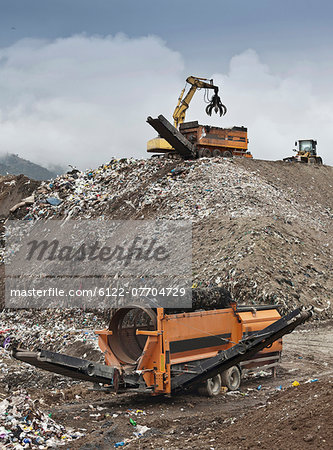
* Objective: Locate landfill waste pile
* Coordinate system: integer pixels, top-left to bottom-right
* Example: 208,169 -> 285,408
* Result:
5,156 -> 333,317
0,392 -> 84,447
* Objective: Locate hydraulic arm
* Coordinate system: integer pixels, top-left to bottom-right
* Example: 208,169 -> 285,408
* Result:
173,76 -> 227,128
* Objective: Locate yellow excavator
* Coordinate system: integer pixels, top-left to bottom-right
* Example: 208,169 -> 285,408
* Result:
147,76 -> 227,154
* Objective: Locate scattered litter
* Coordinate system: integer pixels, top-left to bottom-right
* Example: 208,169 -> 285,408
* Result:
133,424 -> 150,438
292,380 -> 300,387
305,378 -> 318,383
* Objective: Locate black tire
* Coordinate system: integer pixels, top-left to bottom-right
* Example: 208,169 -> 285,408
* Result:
221,366 -> 241,391
213,149 -> 222,157
222,150 -> 233,158
317,157 -> 323,165
198,374 -> 222,397
309,157 -> 316,164
200,148 -> 212,158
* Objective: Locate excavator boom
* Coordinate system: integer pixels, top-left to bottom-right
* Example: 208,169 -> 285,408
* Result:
172,76 -> 227,128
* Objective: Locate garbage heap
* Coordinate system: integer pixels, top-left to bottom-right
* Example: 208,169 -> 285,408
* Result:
0,392 -> 83,447
5,157 -> 333,317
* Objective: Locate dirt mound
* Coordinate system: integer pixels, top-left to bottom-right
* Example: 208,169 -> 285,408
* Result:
204,380 -> 332,450
11,157 -> 331,316
0,174 -> 40,218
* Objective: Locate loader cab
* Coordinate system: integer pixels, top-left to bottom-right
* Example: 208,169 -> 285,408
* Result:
297,139 -> 317,156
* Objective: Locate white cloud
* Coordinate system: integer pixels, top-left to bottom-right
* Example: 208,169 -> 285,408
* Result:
0,38 -> 332,169
188,49 -> 333,165
0,34 -> 184,169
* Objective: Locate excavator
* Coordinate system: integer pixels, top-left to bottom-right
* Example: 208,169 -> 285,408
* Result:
283,139 -> 323,164
147,76 -> 226,154
147,76 -> 252,159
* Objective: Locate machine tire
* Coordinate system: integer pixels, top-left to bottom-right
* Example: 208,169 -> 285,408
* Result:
317,157 -> 323,165
213,149 -> 222,157
222,150 -> 233,158
221,366 -> 241,391
309,157 -> 316,164
198,374 -> 222,397
199,148 -> 212,158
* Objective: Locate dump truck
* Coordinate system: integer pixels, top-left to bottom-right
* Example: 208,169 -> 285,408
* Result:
13,297 -> 312,397
147,114 -> 252,160
147,76 -> 252,159
283,139 -> 323,164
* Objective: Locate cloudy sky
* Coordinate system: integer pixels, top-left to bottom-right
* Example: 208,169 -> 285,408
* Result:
0,0 -> 332,169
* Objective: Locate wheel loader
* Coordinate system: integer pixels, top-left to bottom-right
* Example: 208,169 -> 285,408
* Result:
283,139 -> 323,164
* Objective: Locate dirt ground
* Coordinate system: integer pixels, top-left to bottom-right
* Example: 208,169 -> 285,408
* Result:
0,174 -> 40,219
12,319 -> 330,450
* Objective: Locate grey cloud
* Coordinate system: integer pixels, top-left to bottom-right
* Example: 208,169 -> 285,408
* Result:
0,38 -> 332,169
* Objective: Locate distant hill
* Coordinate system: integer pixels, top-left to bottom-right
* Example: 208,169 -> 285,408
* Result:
0,153 -> 63,180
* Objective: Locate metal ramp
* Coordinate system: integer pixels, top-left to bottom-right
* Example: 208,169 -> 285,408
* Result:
147,114 -> 195,159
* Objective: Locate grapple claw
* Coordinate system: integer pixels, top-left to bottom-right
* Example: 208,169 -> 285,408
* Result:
205,91 -> 227,117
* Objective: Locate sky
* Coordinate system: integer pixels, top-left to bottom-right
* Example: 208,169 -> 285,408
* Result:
0,0 -> 332,169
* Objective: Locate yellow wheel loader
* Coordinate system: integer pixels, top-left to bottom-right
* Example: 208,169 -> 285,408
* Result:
283,139 -> 323,164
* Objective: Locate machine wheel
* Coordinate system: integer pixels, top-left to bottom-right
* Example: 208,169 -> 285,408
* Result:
199,148 -> 212,158
212,149 -> 222,157
198,374 -> 222,397
222,150 -> 233,158
221,366 -> 241,391
317,157 -> 323,165
309,157 -> 316,164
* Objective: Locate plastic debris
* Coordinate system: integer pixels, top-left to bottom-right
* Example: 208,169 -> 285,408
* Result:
292,380 -> 300,387
129,418 -> 137,427
305,378 -> 319,383
133,424 -> 150,437
46,197 -> 62,206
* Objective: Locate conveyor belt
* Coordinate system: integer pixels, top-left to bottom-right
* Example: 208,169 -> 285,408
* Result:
147,115 -> 195,159
13,349 -> 116,384
171,308 -> 312,391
